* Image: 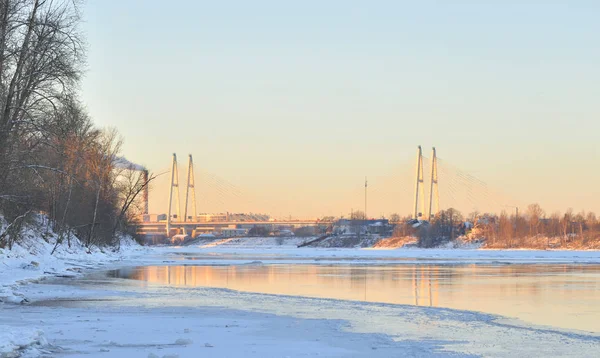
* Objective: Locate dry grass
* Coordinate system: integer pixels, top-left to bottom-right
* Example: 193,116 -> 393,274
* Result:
484,235 -> 600,250
370,233 -> 600,250
372,236 -> 417,248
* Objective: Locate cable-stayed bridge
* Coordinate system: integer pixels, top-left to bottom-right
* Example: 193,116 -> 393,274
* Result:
136,147 -> 520,238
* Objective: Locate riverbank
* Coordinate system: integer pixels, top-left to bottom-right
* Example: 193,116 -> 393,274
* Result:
0,229 -> 147,356
0,224 -> 147,304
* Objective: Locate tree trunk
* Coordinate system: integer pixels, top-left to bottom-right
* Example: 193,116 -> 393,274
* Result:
88,181 -> 101,248
1,0 -> 40,129
52,174 -> 74,255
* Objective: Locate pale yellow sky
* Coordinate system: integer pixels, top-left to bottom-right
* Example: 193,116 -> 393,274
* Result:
82,1 -> 600,218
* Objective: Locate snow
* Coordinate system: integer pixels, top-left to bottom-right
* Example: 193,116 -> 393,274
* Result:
2,230 -> 600,357
2,304 -> 372,357
169,236 -> 600,264
0,215 -> 149,357
4,271 -> 600,357
0,229 -> 146,303
191,236 -> 307,248
154,243 -> 600,267
0,326 -> 46,357
0,214 -> 146,287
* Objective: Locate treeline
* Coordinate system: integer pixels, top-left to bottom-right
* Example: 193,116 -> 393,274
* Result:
0,1 -> 151,250
392,204 -> 600,249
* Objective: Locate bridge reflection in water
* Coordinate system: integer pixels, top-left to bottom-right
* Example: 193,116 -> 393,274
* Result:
113,263 -> 600,333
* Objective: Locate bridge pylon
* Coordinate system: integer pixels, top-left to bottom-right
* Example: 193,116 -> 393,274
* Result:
413,146 -> 426,220
166,153 -> 181,236
183,154 -> 197,222
427,147 -> 440,221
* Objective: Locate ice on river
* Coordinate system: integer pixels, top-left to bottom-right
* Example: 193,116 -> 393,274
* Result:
2,240 -> 600,357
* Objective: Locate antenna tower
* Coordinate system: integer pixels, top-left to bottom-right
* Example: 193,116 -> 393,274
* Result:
364,177 -> 368,220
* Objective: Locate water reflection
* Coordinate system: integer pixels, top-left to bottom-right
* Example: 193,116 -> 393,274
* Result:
112,264 -> 600,332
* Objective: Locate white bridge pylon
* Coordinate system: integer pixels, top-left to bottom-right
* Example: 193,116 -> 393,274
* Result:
167,153 -> 198,235
427,147 -> 439,221
184,154 -> 197,222
413,146 -> 439,221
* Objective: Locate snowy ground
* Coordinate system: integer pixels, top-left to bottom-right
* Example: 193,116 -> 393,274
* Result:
157,236 -> 600,266
0,231 -> 147,303
2,236 -> 600,357
0,219 -> 149,356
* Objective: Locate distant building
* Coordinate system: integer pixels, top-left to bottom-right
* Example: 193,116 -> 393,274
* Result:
196,213 -> 228,222
140,214 -> 156,222
227,213 -> 270,222
333,219 -> 391,236
140,213 -> 167,222
273,229 -> 294,237
368,221 -> 391,235
220,228 -> 248,237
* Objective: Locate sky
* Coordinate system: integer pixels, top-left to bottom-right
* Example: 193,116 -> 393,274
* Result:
81,1 -> 600,218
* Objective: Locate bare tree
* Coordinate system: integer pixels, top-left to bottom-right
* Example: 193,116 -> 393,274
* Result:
0,0 -> 83,182
561,209 -> 574,244
389,213 -> 400,224
586,212 -> 597,235
350,210 -> 366,220
0,1 -> 155,252
85,128 -> 122,247
0,0 -> 84,245
496,211 -> 512,248
527,204 -> 544,237
111,166 -> 156,246
575,211 -> 586,240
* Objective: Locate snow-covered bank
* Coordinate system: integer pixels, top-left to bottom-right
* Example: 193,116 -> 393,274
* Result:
190,234 -> 600,251
1,233 -> 146,302
161,239 -> 600,265
0,217 -> 148,356
188,236 -> 307,248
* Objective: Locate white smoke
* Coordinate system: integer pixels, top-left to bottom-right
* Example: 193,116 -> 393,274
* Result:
114,156 -> 146,171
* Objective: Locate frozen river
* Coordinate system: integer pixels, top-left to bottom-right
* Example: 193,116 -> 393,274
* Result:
110,262 -> 600,333
4,246 -> 600,357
